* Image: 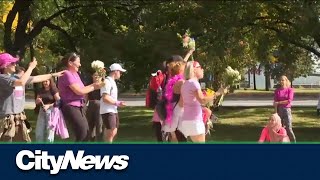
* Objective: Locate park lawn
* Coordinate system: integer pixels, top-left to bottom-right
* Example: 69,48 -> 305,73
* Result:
26,88 -> 320,99
235,88 -> 320,94
24,106 -> 320,143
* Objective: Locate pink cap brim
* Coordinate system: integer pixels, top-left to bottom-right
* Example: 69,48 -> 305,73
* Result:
0,57 -> 19,68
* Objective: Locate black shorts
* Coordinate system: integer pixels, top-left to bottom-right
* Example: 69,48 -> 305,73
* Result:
101,113 -> 119,129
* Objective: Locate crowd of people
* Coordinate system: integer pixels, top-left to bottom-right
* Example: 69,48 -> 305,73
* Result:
0,52 -> 126,143
0,50 -> 297,143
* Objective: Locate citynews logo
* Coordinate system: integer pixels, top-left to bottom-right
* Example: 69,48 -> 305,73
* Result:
15,150 -> 129,175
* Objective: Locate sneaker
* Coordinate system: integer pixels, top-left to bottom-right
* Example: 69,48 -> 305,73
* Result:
162,131 -> 170,142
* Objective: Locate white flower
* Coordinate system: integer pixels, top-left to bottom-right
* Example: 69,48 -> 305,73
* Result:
91,60 -> 105,69
226,66 -> 233,71
223,66 -> 242,86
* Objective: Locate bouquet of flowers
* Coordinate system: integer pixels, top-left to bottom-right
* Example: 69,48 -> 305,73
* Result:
177,29 -> 196,60
202,88 -> 216,135
202,88 -> 215,108
91,60 -> 106,78
222,66 -> 241,88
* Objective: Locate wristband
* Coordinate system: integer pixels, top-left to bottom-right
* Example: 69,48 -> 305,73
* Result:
115,101 -> 121,106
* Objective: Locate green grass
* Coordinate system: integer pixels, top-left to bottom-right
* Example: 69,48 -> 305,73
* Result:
26,88 -> 320,99
235,88 -> 320,94
23,106 -> 320,143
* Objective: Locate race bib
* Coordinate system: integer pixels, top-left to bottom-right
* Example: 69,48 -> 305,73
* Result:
14,86 -> 24,100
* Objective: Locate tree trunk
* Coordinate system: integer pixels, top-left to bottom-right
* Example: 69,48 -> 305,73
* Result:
264,64 -> 271,91
247,69 -> 250,88
4,0 -> 33,57
265,73 -> 271,91
253,66 -> 257,90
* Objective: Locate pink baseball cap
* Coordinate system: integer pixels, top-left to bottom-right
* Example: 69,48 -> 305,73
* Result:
0,53 -> 19,69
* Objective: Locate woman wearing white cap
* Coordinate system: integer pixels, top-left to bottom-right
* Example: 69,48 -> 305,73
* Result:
0,52 -> 64,142
100,63 -> 127,143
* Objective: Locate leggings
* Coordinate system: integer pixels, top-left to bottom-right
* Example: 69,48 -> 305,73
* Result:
86,101 -> 103,141
277,107 -> 296,142
61,104 -> 89,142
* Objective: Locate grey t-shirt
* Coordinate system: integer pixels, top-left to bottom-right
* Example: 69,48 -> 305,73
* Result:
0,74 -> 33,118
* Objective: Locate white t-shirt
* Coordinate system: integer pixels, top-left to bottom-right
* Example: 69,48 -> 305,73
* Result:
100,76 -> 118,114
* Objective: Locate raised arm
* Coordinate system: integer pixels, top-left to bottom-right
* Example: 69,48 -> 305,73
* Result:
13,59 -> 37,87
183,49 -> 195,62
30,71 -> 65,84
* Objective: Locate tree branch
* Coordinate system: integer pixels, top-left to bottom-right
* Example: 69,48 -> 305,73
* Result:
44,22 -> 77,52
26,2 -> 141,46
248,22 -> 320,57
53,0 -> 69,26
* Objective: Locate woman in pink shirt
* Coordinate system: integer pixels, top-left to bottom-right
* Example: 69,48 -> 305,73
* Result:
58,53 -> 102,141
258,113 -> 290,143
178,61 -> 225,142
274,75 -> 296,142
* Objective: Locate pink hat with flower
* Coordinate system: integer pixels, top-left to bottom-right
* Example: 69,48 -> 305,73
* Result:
0,53 -> 19,69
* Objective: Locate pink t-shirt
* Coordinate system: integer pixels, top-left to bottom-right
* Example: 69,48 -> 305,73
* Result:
274,87 -> 294,108
258,127 -> 287,142
181,79 -> 202,121
58,70 -> 85,107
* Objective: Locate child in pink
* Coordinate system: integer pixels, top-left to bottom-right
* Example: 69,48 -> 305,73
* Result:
258,113 -> 290,143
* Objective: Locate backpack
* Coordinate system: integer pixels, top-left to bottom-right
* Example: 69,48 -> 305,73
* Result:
145,70 -> 166,109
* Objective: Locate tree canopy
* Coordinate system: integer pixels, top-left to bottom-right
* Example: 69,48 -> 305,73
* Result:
1,0 -> 319,91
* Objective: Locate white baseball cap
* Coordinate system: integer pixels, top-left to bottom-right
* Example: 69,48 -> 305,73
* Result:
151,70 -> 161,76
109,63 -> 126,72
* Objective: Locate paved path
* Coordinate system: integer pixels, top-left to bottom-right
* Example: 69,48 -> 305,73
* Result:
25,97 -> 319,109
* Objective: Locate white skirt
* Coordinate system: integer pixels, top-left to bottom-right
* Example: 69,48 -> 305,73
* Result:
178,119 -> 205,137
162,105 -> 183,133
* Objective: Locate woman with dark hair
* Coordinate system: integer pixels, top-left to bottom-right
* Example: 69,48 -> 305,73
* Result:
35,79 -> 60,142
58,53 -> 103,142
